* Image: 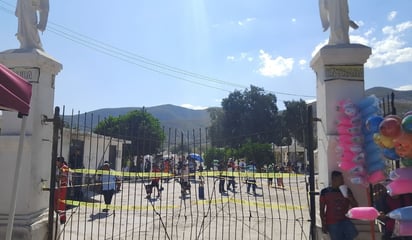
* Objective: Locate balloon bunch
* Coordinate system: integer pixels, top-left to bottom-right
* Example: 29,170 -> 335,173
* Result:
382,110 -> 412,237
336,99 -> 367,186
358,95 -> 386,184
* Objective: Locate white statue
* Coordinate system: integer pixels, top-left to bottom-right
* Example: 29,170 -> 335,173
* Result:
319,0 -> 358,45
15,0 -> 49,51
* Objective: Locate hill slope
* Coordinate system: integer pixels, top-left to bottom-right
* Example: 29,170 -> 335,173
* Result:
63,104 -> 211,131
61,87 -> 411,131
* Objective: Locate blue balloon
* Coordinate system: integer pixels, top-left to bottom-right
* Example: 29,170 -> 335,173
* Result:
361,105 -> 380,118
357,95 -> 379,110
364,133 -> 375,144
388,206 -> 412,221
367,161 -> 385,173
365,144 -> 381,155
383,148 -> 400,160
365,116 -> 384,133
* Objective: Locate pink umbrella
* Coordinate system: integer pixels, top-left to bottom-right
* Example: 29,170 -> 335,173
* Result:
0,63 -> 32,115
0,63 -> 32,240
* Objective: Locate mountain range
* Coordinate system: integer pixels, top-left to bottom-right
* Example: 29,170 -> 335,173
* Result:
60,87 -> 411,131
63,104 -> 211,131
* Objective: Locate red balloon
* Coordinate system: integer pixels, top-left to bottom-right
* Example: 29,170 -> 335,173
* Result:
393,132 -> 412,158
379,116 -> 402,138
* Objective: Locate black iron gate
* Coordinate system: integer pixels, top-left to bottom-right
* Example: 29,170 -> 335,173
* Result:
48,106 -> 317,240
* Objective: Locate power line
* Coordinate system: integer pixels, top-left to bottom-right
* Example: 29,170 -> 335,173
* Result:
0,1 -> 315,99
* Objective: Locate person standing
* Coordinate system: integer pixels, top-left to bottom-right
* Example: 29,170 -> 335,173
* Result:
319,170 -> 358,240
55,157 -> 69,224
267,164 -> 274,187
374,183 -> 412,240
147,164 -> 161,199
100,162 -> 117,213
180,163 -> 190,196
227,161 -> 236,191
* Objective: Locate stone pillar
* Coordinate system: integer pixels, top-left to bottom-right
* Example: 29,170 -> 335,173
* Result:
0,49 -> 62,239
310,44 -> 377,239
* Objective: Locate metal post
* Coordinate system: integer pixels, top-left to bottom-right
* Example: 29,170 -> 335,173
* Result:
307,105 -> 317,240
48,107 -> 60,240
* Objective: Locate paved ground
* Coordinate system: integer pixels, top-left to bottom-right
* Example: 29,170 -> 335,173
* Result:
58,174 -> 311,240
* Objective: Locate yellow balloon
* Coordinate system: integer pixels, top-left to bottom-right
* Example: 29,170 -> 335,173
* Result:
380,135 -> 394,148
373,133 -> 384,148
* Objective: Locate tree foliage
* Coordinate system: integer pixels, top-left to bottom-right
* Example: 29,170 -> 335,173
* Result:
283,100 -> 308,146
210,85 -> 282,148
94,110 -> 164,156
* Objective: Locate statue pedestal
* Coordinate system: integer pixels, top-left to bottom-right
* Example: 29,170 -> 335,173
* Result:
0,49 -> 62,239
311,44 -> 379,239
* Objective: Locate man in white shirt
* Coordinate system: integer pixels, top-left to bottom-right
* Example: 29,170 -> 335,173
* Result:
100,162 -> 117,212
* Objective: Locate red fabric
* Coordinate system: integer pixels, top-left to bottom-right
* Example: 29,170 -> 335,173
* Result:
152,167 -> 160,183
320,187 -> 352,225
0,64 -> 32,115
55,164 -> 69,222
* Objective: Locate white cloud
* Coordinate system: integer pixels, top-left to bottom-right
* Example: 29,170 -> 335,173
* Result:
395,85 -> 412,91
238,17 -> 256,26
257,50 -> 294,77
311,39 -> 328,57
387,11 -> 397,21
298,59 -> 307,70
291,18 -> 297,23
366,21 -> 412,68
180,104 -> 208,110
312,19 -> 412,69
226,52 -> 253,62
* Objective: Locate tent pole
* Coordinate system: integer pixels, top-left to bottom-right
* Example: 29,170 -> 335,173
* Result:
5,115 -> 28,240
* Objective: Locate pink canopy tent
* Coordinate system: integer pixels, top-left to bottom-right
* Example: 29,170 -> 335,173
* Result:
0,63 -> 33,240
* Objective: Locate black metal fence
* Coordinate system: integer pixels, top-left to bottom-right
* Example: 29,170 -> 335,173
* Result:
48,106 -> 315,240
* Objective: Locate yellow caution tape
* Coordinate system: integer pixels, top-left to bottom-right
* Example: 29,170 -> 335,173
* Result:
67,168 -> 302,179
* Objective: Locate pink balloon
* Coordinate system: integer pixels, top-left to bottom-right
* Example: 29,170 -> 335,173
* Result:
338,135 -> 364,145
338,125 -> 362,135
336,144 -> 363,154
389,167 -> 412,181
337,116 -> 362,127
368,170 -> 386,184
394,220 -> 412,237
346,207 -> 379,221
386,179 -> 412,196
339,161 -> 357,171
337,100 -> 359,117
339,151 -> 365,164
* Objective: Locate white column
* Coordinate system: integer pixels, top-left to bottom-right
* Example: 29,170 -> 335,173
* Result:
311,44 -> 371,203
0,49 -> 62,239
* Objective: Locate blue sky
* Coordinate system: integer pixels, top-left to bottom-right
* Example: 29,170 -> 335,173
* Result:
1,0 -> 412,112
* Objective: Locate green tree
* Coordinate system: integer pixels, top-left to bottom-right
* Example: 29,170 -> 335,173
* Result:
203,147 -> 226,170
238,142 -> 273,170
94,110 -> 164,156
283,100 -> 308,146
207,107 -> 225,147
215,85 -> 282,148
